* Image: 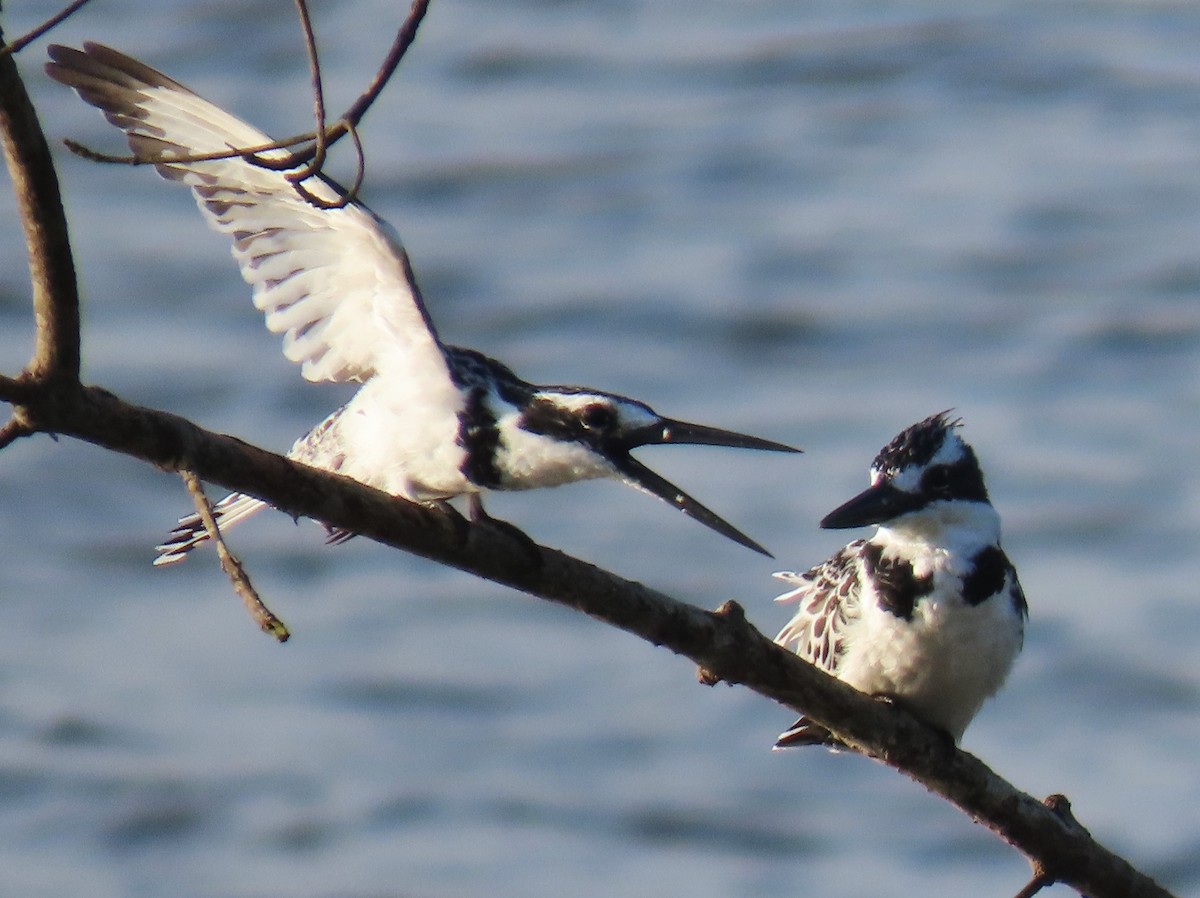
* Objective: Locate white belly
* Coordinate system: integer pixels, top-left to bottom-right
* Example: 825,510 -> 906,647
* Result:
839,584 -> 1023,739
289,380 -> 473,503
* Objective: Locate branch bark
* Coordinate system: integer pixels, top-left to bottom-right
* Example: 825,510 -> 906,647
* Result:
0,14 -> 1179,898
0,20 -> 79,383
0,365 -> 1177,898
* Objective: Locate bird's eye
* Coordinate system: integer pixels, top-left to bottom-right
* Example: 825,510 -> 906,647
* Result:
580,403 -> 614,430
923,465 -> 952,494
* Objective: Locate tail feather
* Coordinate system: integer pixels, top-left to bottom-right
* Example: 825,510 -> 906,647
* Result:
772,716 -> 840,750
153,493 -> 267,566
323,526 -> 357,545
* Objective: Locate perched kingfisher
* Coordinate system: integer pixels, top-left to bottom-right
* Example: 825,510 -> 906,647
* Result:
46,43 -> 800,563
772,412 -> 1026,748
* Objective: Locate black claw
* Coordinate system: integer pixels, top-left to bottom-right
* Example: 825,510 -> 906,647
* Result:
467,496 -> 542,568
434,499 -> 472,548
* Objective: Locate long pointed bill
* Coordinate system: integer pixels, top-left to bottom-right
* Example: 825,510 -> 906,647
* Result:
610,454 -> 774,557
630,419 -> 801,454
820,481 -> 923,530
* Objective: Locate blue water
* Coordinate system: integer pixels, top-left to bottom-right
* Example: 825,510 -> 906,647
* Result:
2,1 -> 1199,895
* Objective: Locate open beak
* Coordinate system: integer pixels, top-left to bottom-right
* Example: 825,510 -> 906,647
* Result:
820,481 -> 922,530
628,418 -> 802,455
608,453 -> 774,557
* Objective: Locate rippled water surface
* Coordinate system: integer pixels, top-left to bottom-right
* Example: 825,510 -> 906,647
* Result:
3,1 -> 1200,896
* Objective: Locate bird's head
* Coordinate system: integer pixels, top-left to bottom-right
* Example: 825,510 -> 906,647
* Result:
820,411 -> 990,531
518,389 -> 801,555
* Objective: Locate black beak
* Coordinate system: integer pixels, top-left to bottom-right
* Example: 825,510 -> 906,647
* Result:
820,481 -> 923,530
626,418 -> 802,454
609,453 -> 774,557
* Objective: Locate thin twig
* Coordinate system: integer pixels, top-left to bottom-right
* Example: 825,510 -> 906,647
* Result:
181,470 -> 290,643
66,118 -> 363,210
281,0 -> 329,185
290,121 -> 365,209
62,133 -> 317,168
331,0 -> 430,145
1013,873 -> 1055,898
60,0 -> 396,211
246,0 -> 430,172
0,0 -> 98,59
0,416 -> 32,450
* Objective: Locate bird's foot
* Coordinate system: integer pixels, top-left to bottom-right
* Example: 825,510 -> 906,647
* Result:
467,495 -> 542,568
431,499 -> 473,548
872,694 -> 957,754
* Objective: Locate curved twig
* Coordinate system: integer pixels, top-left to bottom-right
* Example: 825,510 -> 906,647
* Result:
0,0 -> 98,59
278,0 -> 329,186
290,121 -> 365,210
244,0 -> 430,172
58,0 -> 417,208
62,133 -> 317,168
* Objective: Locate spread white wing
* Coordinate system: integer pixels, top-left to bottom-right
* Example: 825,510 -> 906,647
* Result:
46,42 -> 448,387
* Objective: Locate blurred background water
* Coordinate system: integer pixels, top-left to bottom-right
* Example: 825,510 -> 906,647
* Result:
2,1 -> 1199,895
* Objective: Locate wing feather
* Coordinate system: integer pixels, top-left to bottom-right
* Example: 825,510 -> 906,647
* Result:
46,42 -> 447,386
770,542 -> 866,748
772,540 -> 866,676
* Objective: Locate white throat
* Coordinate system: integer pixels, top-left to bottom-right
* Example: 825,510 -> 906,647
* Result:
876,499 -> 1001,555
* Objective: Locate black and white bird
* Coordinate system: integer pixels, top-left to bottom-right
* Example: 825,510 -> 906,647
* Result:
46,43 -> 800,563
772,412 -> 1026,748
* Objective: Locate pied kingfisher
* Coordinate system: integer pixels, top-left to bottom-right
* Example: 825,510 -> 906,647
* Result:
46,43 -> 800,563
772,412 -> 1026,748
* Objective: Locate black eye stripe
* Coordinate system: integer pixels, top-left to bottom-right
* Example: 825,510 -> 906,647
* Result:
518,397 -> 619,441
924,466 -> 950,485
581,403 -> 614,429
917,455 -> 988,503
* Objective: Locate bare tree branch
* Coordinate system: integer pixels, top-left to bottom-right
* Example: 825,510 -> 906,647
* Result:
0,414 -> 32,450
1012,796 -> 1089,898
180,470 -> 290,642
0,372 -> 44,405
0,375 -> 1179,898
0,22 -> 80,383
0,12 -> 1181,898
